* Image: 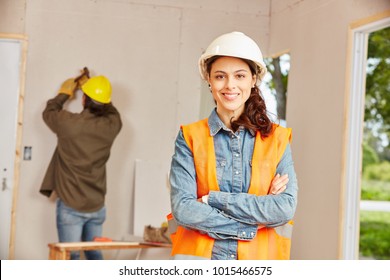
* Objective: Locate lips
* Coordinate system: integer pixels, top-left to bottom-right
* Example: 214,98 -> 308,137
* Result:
222,92 -> 240,101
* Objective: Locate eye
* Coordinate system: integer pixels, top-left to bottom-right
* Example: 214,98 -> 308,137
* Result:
236,73 -> 246,79
214,74 -> 225,80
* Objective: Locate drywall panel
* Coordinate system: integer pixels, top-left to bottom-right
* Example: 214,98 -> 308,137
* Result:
0,0 -> 26,34
133,159 -> 170,237
268,0 -> 390,259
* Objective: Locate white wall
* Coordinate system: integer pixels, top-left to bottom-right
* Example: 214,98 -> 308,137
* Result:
2,0 -> 270,259
2,0 -> 390,260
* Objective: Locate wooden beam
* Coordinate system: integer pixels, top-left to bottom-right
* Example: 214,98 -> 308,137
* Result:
48,242 -> 171,260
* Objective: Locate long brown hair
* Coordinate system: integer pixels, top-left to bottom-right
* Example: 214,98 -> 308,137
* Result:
83,94 -> 113,117
206,56 -> 273,138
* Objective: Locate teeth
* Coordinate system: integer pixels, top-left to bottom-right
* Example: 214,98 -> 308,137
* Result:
223,93 -> 239,100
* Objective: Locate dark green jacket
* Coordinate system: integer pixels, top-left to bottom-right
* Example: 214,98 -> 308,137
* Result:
40,94 -> 122,212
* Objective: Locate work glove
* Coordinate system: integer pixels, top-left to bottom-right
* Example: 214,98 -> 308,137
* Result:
58,78 -> 77,98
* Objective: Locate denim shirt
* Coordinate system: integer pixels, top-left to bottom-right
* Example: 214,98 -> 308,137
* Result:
170,109 -> 298,260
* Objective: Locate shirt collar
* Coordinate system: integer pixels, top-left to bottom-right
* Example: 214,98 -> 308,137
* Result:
208,109 -> 224,136
207,109 -> 256,137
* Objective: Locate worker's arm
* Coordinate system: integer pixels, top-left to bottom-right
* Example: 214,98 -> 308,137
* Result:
42,94 -> 70,134
42,78 -> 78,133
207,144 -> 298,227
170,130 -> 258,241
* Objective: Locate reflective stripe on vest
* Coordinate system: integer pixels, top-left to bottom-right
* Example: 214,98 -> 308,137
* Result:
168,119 -> 293,260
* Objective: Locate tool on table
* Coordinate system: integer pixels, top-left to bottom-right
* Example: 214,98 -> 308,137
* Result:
93,236 -> 113,242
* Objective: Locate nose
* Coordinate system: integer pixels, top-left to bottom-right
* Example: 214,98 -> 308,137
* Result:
225,77 -> 236,90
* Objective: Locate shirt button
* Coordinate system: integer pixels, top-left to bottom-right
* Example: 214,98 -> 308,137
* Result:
231,254 -> 235,259
242,231 -> 246,236
235,171 -> 239,175
235,153 -> 239,157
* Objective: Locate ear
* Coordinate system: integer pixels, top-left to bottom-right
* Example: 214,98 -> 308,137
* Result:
206,77 -> 212,92
251,75 -> 257,87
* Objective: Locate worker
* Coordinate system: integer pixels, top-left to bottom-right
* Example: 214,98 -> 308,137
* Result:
40,72 -> 122,260
168,31 -> 298,260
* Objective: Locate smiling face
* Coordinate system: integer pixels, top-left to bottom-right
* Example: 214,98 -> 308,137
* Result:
207,56 -> 256,127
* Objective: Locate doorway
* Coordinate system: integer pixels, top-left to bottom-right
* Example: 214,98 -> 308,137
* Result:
359,25 -> 390,260
342,15 -> 390,259
0,34 -> 27,259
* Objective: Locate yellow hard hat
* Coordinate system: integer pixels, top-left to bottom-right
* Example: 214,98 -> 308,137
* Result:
81,75 -> 112,104
199,31 -> 267,81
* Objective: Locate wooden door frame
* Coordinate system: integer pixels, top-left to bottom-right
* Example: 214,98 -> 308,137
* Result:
0,33 -> 28,259
340,11 -> 390,259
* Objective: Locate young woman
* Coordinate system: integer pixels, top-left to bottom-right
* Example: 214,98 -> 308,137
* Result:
169,32 -> 298,260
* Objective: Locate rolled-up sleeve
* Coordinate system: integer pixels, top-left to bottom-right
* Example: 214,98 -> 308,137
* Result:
170,130 -> 258,240
208,144 -> 298,227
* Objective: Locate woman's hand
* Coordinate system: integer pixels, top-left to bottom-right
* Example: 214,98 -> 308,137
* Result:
269,173 -> 289,195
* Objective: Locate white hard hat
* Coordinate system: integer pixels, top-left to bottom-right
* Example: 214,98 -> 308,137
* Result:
198,31 -> 267,81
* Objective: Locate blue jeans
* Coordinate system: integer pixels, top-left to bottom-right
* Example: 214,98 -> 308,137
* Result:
56,199 -> 106,260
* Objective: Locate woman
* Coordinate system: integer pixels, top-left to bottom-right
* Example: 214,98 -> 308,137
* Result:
168,31 -> 298,260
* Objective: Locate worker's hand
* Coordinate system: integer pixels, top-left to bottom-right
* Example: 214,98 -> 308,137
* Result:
58,78 -> 78,98
269,173 -> 289,195
75,67 -> 90,88
77,75 -> 89,88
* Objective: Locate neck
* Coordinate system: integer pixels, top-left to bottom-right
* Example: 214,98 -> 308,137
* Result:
216,109 -> 241,130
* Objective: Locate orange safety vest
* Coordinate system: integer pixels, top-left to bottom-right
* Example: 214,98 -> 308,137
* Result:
168,119 -> 293,260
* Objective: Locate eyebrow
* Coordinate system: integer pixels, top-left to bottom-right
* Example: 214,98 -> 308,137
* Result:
212,69 -> 250,74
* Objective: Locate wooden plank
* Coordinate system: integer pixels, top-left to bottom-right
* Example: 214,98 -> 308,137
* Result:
349,10 -> 390,30
0,33 -> 27,40
9,35 -> 28,260
48,242 -> 171,260
48,246 -> 68,260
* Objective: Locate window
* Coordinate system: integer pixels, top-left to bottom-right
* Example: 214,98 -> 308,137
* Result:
262,53 -> 290,126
